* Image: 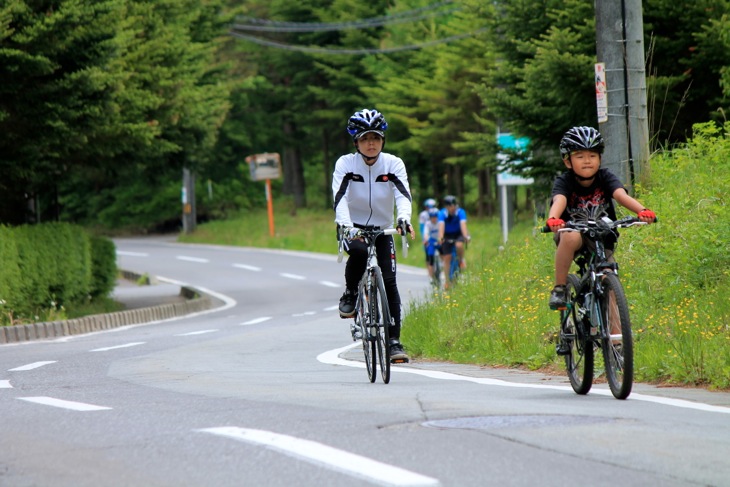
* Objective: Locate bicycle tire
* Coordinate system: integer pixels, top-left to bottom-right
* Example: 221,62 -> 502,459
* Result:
357,281 -> 377,383
599,273 -> 633,399
373,267 -> 391,384
563,274 -> 594,395
432,252 -> 442,288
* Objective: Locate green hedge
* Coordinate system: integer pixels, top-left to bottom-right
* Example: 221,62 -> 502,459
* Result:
0,223 -> 116,320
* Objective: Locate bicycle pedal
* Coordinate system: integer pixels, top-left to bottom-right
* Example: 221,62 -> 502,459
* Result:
391,358 -> 409,364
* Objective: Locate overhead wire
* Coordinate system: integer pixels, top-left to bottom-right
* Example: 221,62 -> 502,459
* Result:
230,28 -> 488,55
229,0 -> 486,55
232,1 -> 458,32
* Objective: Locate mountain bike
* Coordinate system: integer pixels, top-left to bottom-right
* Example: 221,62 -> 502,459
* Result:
338,224 -> 409,383
542,213 -> 653,400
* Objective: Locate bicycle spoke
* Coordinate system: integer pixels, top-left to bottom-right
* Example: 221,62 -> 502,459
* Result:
600,273 -> 633,399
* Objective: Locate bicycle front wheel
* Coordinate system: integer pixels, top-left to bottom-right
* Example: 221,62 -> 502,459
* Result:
357,284 -> 377,383
563,274 -> 593,394
372,267 -> 391,384
600,273 -> 634,399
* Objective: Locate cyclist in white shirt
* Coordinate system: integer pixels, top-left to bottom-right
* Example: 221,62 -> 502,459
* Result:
332,108 -> 415,362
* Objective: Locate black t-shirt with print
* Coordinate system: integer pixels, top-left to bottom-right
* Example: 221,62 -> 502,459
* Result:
550,168 -> 626,247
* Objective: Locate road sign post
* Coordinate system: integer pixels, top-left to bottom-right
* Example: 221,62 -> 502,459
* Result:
496,133 -> 533,244
246,153 -> 282,237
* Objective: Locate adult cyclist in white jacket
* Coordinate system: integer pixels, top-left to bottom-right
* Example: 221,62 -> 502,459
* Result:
332,108 -> 415,362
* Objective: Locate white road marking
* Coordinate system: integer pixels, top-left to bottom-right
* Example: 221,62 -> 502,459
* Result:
8,361 -> 57,371
198,427 -> 440,487
318,344 -> 730,416
90,342 -> 146,352
116,251 -> 148,257
280,273 -> 305,280
0,380 -> 12,388
233,263 -> 261,271
175,330 -> 218,336
176,256 -> 209,263
292,311 -> 316,317
240,317 -> 272,326
323,305 -> 339,311
319,280 -> 340,288
19,396 -> 112,411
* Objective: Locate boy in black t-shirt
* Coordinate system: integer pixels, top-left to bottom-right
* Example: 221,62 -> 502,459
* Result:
546,126 -> 656,310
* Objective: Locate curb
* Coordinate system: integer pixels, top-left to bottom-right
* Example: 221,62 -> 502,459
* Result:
0,271 -> 223,345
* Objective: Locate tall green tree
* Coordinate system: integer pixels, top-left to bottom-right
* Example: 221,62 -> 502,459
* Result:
59,0 -> 233,229
0,0 -> 127,223
644,0 -> 730,144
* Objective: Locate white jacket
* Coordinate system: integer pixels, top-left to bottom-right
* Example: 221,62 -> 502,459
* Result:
332,152 -> 412,229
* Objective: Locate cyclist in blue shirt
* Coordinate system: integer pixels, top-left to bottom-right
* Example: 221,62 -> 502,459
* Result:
437,195 -> 470,289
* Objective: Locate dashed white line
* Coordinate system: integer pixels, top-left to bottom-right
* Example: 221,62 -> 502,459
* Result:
319,281 -> 340,288
90,342 -> 146,352
8,361 -> 57,371
175,330 -> 218,336
240,317 -> 272,326
233,263 -> 261,272
323,305 -> 339,312
292,311 -> 316,317
116,251 -> 149,257
280,273 -> 305,280
176,256 -> 209,263
0,380 -> 12,389
198,427 -> 440,487
19,396 -> 112,411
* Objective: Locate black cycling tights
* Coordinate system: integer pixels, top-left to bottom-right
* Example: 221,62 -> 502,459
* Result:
343,235 -> 402,339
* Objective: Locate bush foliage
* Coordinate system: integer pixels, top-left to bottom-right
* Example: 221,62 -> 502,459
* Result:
0,223 -> 116,324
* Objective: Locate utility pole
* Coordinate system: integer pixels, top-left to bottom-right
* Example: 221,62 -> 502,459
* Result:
595,0 -> 649,192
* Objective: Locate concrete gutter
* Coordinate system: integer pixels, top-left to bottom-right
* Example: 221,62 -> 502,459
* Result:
0,270 -> 223,344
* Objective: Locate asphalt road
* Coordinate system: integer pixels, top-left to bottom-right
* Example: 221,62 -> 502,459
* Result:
0,236 -> 728,487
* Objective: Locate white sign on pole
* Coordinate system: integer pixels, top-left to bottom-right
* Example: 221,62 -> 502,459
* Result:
246,153 -> 282,181
595,62 -> 608,123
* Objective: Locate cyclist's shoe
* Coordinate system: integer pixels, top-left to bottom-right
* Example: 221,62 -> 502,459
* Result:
350,322 -> 362,341
339,289 -> 356,318
549,285 -> 567,310
555,340 -> 571,356
389,339 -> 410,364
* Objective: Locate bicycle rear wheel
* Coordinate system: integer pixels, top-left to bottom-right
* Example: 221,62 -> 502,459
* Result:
432,253 -> 442,289
600,273 -> 633,399
563,274 -> 594,395
357,283 -> 377,383
372,267 -> 391,384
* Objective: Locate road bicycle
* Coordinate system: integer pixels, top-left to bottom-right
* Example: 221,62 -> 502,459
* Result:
430,243 -> 443,288
434,237 -> 466,290
338,223 -> 409,383
543,212 -> 653,400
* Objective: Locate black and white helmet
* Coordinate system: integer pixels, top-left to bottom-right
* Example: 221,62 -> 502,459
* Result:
559,126 -> 605,158
347,109 -> 388,140
443,195 -> 458,206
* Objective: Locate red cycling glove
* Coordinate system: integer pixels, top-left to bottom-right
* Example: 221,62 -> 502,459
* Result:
638,209 -> 656,221
547,217 -> 565,228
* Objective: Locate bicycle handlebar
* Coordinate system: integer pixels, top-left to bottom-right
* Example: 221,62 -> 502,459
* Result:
337,227 -> 405,262
540,215 -> 658,234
